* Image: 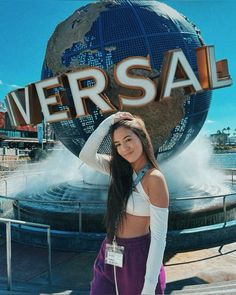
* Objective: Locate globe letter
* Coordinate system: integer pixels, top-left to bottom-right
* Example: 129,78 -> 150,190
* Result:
35,77 -> 71,123
66,68 -> 116,117
196,45 -> 232,89
157,49 -> 202,100
114,56 -> 156,108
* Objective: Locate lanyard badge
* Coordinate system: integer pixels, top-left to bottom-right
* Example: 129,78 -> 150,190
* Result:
105,241 -> 124,268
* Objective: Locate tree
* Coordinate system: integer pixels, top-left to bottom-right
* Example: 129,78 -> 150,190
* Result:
215,130 -> 227,146
28,148 -> 47,162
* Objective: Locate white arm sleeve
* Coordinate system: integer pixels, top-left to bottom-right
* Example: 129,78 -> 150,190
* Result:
141,204 -> 169,295
79,114 -> 115,175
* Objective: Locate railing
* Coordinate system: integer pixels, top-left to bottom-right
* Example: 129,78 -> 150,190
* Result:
0,170 -> 58,197
0,168 -> 235,232
0,159 -> 30,172
221,168 -> 236,185
0,217 -> 51,291
173,191 -> 236,227
1,194 -> 104,233
1,191 -> 236,232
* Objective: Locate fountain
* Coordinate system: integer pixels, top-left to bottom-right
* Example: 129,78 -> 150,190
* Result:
0,136 -> 234,252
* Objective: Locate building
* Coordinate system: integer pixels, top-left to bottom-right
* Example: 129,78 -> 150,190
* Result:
228,135 -> 236,146
209,132 -> 228,146
0,105 -> 57,151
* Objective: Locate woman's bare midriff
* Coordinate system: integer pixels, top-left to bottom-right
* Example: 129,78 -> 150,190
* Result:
117,212 -> 150,238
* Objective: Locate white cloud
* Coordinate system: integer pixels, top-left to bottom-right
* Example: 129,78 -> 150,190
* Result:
0,79 -> 22,89
10,84 -> 22,89
206,120 -> 215,124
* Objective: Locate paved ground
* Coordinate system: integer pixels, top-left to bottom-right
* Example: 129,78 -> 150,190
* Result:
164,242 -> 236,292
1,236 -> 236,294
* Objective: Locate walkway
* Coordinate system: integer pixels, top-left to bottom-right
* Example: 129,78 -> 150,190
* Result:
1,236 -> 236,294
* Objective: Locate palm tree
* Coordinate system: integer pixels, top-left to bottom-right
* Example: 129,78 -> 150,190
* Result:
216,130 -> 223,146
224,127 -> 231,144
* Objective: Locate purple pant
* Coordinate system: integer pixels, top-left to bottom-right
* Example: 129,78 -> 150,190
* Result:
90,233 -> 166,295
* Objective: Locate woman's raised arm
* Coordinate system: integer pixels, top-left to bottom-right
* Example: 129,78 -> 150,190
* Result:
79,114 -> 115,175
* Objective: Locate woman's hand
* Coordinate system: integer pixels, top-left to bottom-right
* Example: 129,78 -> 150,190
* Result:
113,111 -> 134,124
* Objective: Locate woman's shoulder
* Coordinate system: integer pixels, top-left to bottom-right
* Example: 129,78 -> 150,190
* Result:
147,168 -> 166,182
146,168 -> 169,207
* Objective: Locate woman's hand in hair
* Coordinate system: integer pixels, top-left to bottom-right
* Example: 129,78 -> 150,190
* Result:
113,111 -> 134,124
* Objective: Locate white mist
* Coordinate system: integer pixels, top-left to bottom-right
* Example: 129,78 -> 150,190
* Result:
160,135 -> 232,197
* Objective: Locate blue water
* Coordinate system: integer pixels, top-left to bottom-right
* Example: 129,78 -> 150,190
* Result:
210,152 -> 236,169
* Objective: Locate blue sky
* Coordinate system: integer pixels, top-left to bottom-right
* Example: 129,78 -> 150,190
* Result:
0,0 -> 235,135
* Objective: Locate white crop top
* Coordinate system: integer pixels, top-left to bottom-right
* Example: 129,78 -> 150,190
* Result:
126,172 -> 150,216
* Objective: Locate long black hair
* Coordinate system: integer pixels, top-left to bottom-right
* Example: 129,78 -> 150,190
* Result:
105,117 -> 158,241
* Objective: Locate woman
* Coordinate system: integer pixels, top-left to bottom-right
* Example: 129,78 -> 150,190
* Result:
79,111 -> 169,295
